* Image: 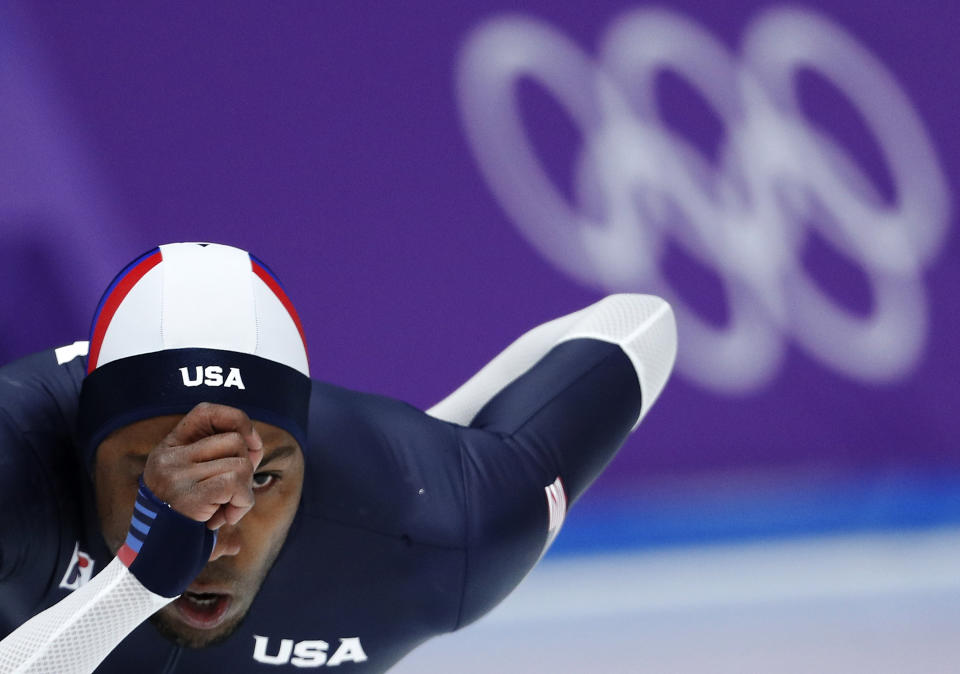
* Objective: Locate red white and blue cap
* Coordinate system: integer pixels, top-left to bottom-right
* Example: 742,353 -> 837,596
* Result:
78,243 -> 311,466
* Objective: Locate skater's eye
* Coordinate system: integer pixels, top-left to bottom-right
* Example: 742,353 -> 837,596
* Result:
252,472 -> 278,491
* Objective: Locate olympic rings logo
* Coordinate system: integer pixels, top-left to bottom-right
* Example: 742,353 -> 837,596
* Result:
456,7 -> 951,393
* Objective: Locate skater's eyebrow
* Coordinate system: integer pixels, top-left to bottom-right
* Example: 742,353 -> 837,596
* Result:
258,444 -> 297,468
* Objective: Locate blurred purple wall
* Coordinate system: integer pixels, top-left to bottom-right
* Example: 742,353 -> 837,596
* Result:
2,1 -> 957,530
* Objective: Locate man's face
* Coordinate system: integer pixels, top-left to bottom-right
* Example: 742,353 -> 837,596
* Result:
95,414 -> 305,648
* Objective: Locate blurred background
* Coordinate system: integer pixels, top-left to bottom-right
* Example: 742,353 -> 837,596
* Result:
2,1 -> 957,671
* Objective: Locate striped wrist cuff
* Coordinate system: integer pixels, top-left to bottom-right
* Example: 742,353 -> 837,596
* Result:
117,476 -> 217,598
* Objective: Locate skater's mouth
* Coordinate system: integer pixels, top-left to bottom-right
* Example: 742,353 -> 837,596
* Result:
173,590 -> 232,630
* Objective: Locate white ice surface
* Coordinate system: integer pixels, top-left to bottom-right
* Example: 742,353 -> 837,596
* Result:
394,527 -> 960,673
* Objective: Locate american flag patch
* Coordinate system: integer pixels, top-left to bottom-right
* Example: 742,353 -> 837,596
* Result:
543,476 -> 567,552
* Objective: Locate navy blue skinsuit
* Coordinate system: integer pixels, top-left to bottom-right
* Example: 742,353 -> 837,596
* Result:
0,338 -> 642,672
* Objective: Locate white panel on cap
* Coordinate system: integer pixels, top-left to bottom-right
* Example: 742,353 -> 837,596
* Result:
97,265 -> 164,368
160,243 -> 258,354
251,275 -> 309,376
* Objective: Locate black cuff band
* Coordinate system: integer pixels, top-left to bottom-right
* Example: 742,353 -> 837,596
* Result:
117,476 -> 217,598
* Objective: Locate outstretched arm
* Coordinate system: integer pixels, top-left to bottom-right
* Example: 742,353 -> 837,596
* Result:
447,294 -> 678,627
428,294 -> 676,428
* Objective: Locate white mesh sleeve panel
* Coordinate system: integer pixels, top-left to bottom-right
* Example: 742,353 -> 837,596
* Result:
427,294 -> 677,428
556,294 -> 677,426
426,306 -> 588,426
0,558 -> 173,674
